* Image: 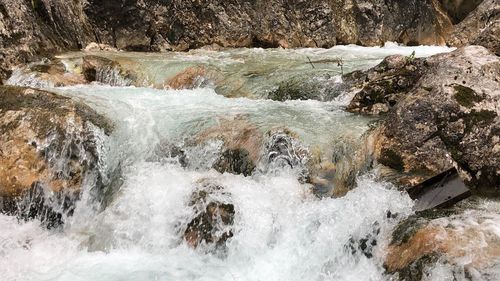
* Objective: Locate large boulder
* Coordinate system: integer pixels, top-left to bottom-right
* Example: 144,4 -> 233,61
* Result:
0,86 -> 114,227
347,46 -> 499,194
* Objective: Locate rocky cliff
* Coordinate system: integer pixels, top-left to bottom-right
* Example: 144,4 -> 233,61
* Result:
1,0 -> 457,82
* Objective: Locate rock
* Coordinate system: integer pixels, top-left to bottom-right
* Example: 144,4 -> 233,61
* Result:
213,149 -> 255,177
196,116 -> 264,167
167,66 -> 211,90
81,55 -> 137,86
7,59 -> 86,88
348,46 -> 499,194
84,42 -> 117,52
0,0 -> 95,81
0,86 -> 114,227
183,180 -> 234,249
385,201 -> 500,280
267,73 -> 342,102
263,128 -> 311,181
447,0 -> 500,55
346,54 -> 425,115
439,0 -> 484,24
1,0 -> 456,82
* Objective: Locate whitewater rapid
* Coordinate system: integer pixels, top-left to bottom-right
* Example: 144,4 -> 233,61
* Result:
2,44 -> 463,281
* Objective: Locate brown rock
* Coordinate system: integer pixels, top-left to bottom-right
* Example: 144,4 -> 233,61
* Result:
82,55 -> 137,86
183,180 -> 234,249
167,66 -> 209,90
386,205 -> 500,280
8,59 -> 86,87
0,85 -> 114,226
196,116 -> 264,165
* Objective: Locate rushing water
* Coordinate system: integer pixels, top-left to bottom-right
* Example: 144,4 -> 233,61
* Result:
2,44 -> 483,281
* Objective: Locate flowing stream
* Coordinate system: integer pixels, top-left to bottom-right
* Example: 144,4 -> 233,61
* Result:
1,44 -> 464,281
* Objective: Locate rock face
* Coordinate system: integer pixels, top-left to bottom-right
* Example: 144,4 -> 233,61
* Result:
0,0 -> 95,81
447,0 -> 500,55
0,86 -> 113,227
1,0 -> 455,82
347,46 -> 499,194
386,202 -> 500,280
439,0 -> 484,23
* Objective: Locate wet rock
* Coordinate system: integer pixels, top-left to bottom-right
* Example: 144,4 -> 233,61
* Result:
385,201 -> 500,280
149,141 -> 187,167
196,116 -> 264,168
82,55 -> 137,86
263,128 -> 311,181
213,149 -> 255,177
183,180 -> 234,249
0,86 -> 114,227
447,0 -> 500,55
267,73 -> 342,102
348,46 -> 499,193
167,66 -> 211,90
1,0 -> 455,81
311,136 -> 376,197
7,59 -> 86,88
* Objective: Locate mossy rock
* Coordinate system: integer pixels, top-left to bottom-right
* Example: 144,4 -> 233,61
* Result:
453,84 -> 483,108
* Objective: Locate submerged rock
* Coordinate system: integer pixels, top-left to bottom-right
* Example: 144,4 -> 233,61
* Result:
167,66 -> 212,90
195,116 -> 264,174
82,55 -> 137,86
267,73 -> 342,102
213,149 -> 256,177
385,199 -> 500,280
7,59 -> 86,88
0,86 -> 114,227
183,180 -> 235,249
348,46 -> 499,194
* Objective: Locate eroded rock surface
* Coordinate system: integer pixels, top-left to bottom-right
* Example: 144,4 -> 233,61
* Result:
0,86 -> 114,227
347,46 -> 499,194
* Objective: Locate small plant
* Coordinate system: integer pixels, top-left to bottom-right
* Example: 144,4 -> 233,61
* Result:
405,51 -> 416,63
